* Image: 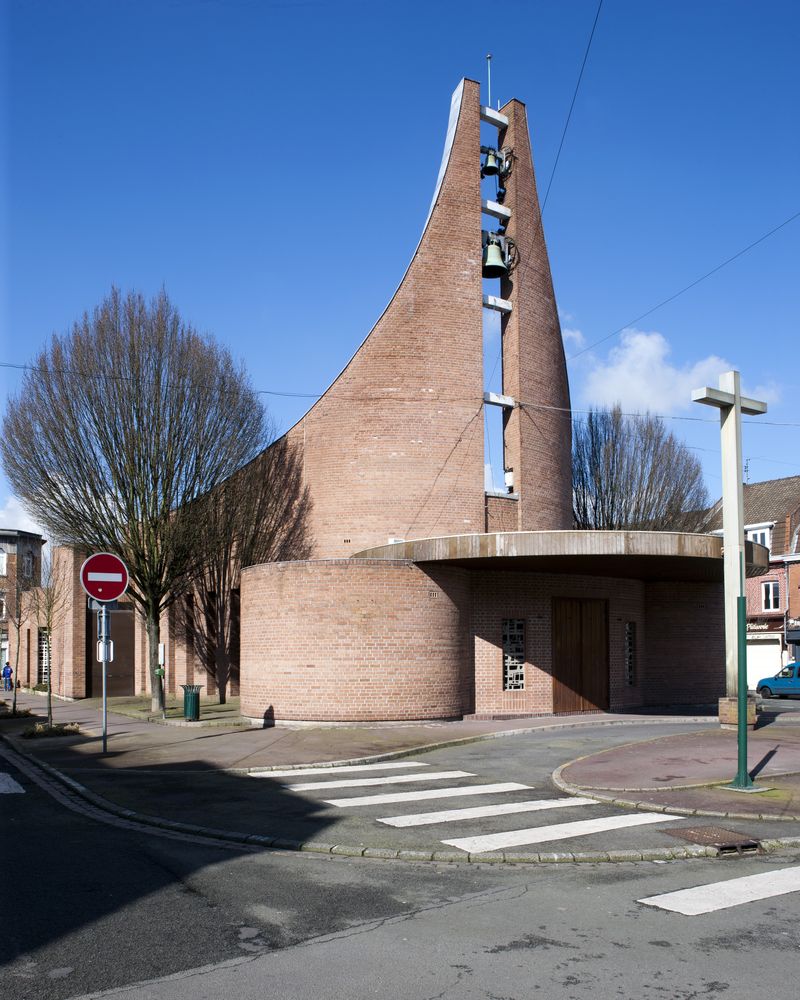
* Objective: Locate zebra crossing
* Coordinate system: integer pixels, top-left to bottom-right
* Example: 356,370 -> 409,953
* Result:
252,760 -> 800,917
254,758 -> 679,853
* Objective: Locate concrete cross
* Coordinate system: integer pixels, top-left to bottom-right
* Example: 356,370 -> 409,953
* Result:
692,371 -> 767,696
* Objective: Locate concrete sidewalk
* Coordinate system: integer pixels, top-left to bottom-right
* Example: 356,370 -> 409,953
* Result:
4,691 -> 800,862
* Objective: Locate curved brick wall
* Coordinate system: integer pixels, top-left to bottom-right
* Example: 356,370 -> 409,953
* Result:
240,559 -> 473,721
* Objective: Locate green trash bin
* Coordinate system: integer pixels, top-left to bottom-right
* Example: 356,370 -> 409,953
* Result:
181,684 -> 203,722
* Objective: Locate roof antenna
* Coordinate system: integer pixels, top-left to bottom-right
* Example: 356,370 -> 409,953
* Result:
486,53 -> 492,109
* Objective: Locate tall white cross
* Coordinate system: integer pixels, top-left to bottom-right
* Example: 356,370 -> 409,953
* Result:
692,371 -> 767,696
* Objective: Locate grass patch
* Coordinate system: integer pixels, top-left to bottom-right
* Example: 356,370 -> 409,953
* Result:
22,721 -> 81,739
91,695 -> 244,723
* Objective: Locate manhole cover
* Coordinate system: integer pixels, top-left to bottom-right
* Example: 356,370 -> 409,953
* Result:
666,825 -> 760,855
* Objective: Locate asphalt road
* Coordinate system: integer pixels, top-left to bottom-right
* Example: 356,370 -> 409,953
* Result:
4,749 -> 800,1000
51,720 -> 800,854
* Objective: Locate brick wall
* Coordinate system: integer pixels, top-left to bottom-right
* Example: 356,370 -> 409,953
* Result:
241,560 -> 723,722
485,496 -> 519,533
472,570 -> 647,715
498,100 -> 572,531
644,581 -> 724,706
746,569 -> 784,618
240,559 -> 473,721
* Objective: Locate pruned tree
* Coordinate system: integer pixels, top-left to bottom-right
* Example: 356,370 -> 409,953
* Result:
28,551 -> 69,729
2,288 -> 268,711
572,405 -> 709,531
185,436 -> 312,703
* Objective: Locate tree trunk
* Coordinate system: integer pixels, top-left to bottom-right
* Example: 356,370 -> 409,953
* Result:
214,636 -> 227,705
146,612 -> 164,713
12,627 -> 21,716
46,636 -> 53,729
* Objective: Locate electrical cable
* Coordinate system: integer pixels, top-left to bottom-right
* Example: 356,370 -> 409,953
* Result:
567,208 -> 800,361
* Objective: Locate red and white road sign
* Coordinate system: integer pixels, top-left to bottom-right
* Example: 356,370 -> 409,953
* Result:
80,552 -> 129,602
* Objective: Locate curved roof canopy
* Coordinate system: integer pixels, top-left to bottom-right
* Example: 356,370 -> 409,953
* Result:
354,531 -> 769,582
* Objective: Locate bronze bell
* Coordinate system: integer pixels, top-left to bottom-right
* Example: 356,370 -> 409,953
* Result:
482,238 -> 507,279
481,149 -> 500,176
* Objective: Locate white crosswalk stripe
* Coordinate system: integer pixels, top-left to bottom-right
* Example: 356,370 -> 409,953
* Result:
288,770 -> 474,792
638,866 -> 800,915
274,756 -> 690,853
251,761 -> 429,779
0,773 -> 25,794
377,796 -> 598,828
324,781 -> 532,808
442,812 -> 679,853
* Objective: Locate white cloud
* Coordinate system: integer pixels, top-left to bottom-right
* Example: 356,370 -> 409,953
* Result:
0,495 -> 47,537
580,328 -> 732,414
561,327 -> 586,350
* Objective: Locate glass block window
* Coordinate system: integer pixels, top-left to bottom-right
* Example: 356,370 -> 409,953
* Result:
624,621 -> 637,686
502,619 -> 525,691
37,628 -> 50,685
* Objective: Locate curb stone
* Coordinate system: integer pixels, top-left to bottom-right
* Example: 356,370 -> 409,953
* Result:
551,760 -> 800,823
3,731 -> 800,865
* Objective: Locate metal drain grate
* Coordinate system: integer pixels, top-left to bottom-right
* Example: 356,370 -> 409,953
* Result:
666,825 -> 760,855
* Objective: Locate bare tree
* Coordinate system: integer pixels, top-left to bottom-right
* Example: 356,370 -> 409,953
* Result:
28,551 -> 70,729
185,436 -> 311,703
2,288 -> 268,711
572,405 -> 709,531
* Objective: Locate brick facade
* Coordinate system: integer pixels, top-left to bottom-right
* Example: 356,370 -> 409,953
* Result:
241,561 -> 722,722
240,560 -> 473,722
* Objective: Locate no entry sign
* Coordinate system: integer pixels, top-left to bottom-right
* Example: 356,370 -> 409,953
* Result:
80,552 -> 129,602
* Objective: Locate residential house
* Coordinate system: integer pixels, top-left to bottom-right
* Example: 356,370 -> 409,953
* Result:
706,475 -> 800,687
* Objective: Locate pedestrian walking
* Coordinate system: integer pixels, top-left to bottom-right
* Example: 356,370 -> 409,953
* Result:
2,661 -> 12,692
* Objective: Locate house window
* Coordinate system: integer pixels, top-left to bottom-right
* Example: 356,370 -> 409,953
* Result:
0,552 -> 6,576
502,619 -> 525,691
0,596 -> 5,619
624,621 -> 637,686
22,552 -> 33,578
762,581 -> 780,611
747,527 -> 772,551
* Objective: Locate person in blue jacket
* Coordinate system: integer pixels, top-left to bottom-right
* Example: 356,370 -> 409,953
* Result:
2,661 -> 12,692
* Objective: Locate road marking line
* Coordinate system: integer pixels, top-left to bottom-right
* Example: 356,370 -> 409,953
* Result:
288,770 -> 474,791
442,812 -> 678,852
0,773 -> 25,794
324,782 -> 532,808
638,866 -> 800,915
377,796 -> 599,828
251,762 -> 428,779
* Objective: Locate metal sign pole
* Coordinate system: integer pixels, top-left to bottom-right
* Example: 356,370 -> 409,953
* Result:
99,603 -> 109,754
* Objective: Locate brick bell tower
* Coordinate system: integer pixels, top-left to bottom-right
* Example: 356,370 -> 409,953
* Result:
481,97 -> 572,533
284,78 -> 572,558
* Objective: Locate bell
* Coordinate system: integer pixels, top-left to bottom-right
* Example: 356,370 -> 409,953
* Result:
481,149 -> 500,176
482,238 -> 507,279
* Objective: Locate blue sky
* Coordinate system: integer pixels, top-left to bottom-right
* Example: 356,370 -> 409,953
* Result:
2,0 -> 799,530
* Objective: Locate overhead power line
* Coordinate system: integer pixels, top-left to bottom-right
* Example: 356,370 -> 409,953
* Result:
567,208 -> 800,361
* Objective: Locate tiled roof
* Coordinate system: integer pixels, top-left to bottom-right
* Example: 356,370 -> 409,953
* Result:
706,475 -> 800,553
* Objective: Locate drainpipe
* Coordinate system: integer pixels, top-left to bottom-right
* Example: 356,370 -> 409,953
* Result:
785,559 -> 790,659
